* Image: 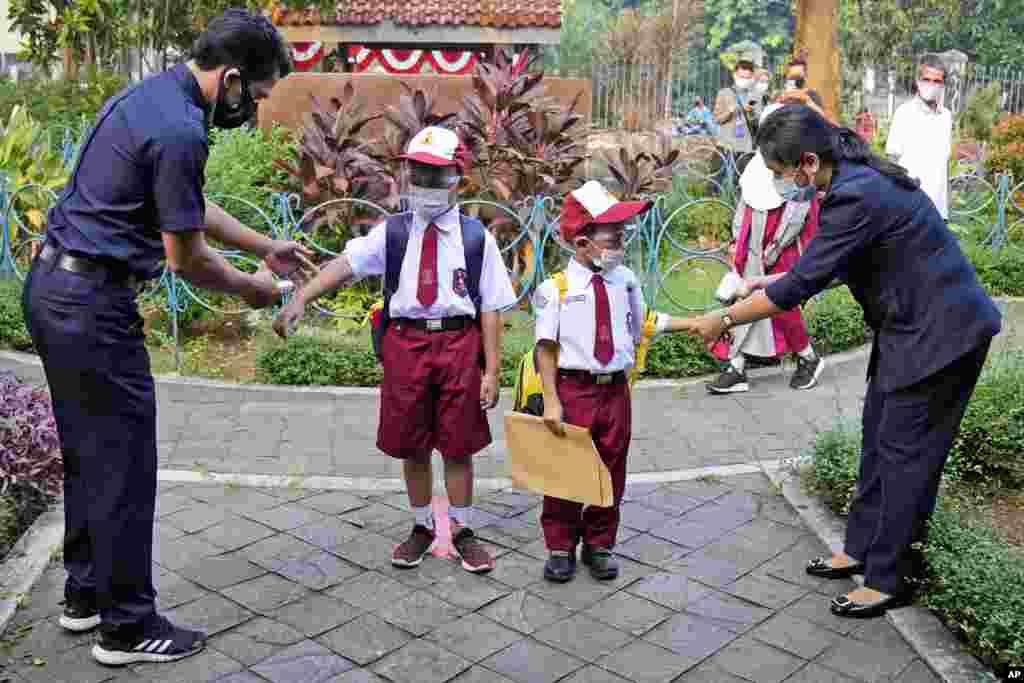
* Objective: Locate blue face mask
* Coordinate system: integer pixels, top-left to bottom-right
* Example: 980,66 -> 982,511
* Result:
773,168 -> 817,202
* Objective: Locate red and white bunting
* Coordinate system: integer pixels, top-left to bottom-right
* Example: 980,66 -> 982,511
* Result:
291,41 -> 324,70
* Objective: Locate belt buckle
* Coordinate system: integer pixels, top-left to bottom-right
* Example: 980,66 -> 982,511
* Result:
425,319 -> 443,332
594,373 -> 613,385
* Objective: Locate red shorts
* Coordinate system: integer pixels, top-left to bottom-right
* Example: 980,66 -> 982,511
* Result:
377,321 -> 492,460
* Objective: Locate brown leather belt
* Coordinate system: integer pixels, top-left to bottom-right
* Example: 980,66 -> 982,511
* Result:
558,369 -> 627,385
394,316 -> 473,332
39,243 -> 140,289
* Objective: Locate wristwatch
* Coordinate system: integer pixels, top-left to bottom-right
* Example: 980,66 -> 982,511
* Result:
720,312 -> 735,330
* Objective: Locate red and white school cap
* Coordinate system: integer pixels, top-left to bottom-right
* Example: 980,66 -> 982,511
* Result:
399,126 -> 468,172
560,180 -> 653,242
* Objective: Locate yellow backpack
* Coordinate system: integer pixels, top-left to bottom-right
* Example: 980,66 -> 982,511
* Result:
512,271 -> 658,415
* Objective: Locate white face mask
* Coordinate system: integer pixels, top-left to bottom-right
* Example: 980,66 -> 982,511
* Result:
593,248 -> 625,272
754,82 -> 769,96
405,184 -> 454,220
918,81 -> 944,104
734,77 -> 753,91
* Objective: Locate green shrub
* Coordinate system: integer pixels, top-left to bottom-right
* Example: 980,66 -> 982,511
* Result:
0,69 -> 128,133
960,82 -> 1002,144
947,352 -> 1024,487
922,502 -> 1024,678
805,286 -> 870,355
0,279 -> 32,352
256,334 -> 383,387
643,332 -> 720,378
204,125 -> 295,233
963,242 -> 1024,297
0,493 -> 18,559
802,422 -> 861,516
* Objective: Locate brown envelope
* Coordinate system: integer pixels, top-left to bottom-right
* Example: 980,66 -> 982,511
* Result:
503,412 -> 614,507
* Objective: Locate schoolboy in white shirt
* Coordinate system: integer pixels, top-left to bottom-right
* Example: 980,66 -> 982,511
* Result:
275,127 -> 518,574
533,180 -> 690,582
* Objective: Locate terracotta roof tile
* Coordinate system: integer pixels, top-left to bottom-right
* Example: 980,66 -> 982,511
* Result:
272,1 -> 561,29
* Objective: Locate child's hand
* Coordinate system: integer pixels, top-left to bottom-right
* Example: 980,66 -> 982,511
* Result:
543,398 -> 565,437
480,372 -> 499,410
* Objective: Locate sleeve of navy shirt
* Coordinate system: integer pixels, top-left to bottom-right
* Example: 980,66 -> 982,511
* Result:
151,123 -> 208,233
764,185 -> 873,311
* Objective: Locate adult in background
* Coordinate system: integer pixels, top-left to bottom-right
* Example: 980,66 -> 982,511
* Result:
777,53 -> 836,124
711,59 -> 761,191
22,10 -> 310,665
887,56 -> 953,220
683,96 -> 715,136
681,105 -> 1001,618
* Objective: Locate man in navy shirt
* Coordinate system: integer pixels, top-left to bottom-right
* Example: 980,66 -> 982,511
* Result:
22,10 -> 310,666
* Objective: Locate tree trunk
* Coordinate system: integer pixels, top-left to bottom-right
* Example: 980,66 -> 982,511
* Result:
794,0 -> 842,122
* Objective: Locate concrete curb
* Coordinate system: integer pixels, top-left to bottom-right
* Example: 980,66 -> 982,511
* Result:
0,501 -> 64,638
0,344 -> 872,397
764,467 -> 993,683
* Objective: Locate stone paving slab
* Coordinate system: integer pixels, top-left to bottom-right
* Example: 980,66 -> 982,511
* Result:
0,472 -> 942,683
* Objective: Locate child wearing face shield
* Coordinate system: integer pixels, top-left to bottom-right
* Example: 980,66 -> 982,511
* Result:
708,146 -> 824,394
531,181 -> 695,583
275,127 -> 517,574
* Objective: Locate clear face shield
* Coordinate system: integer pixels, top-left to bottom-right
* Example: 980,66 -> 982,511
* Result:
401,162 -> 461,220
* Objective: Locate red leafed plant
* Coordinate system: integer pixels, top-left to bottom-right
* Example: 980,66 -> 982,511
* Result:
604,132 -> 679,200
381,83 -> 459,177
0,372 -> 62,499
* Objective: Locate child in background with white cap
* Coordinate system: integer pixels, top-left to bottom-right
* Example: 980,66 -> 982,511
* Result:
707,148 -> 823,394
533,180 -> 694,583
275,127 -> 517,574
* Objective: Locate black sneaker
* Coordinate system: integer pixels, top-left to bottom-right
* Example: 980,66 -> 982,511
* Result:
790,355 -> 824,390
59,595 -> 101,633
707,367 -> 749,394
581,545 -> 620,581
92,615 -> 205,666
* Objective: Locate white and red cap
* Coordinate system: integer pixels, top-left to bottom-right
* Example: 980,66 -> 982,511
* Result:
399,126 -> 469,173
560,180 -> 653,242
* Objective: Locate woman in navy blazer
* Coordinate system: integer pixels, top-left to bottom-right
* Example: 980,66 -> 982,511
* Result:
684,105 -> 1002,618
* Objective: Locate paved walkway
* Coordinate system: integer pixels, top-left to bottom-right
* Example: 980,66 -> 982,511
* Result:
1,474 -> 939,683
0,351 -> 871,481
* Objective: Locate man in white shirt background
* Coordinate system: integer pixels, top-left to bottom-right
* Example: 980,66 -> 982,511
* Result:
886,57 -> 954,220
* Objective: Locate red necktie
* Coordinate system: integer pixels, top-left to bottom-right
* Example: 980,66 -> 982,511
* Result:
417,223 -> 438,307
592,274 -> 614,365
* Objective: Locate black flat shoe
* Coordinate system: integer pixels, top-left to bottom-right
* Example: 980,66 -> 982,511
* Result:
829,592 -> 911,619
581,545 -> 619,581
544,553 -> 577,583
806,557 -> 865,579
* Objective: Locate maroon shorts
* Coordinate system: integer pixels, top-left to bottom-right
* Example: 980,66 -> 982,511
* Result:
377,321 -> 492,460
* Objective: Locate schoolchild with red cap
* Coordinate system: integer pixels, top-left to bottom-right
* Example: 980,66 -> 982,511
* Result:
534,180 -> 693,583
276,126 -> 517,573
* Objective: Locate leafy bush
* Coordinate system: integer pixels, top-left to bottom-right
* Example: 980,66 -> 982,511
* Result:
643,332 -> 720,378
947,352 -> 1024,488
960,82 -> 1002,144
986,114 -> 1024,181
204,125 -> 295,233
256,335 -> 383,387
922,502 -> 1024,678
963,242 -> 1024,297
801,422 -> 861,516
805,287 -> 870,354
0,106 -> 69,233
0,70 -> 128,132
0,279 -> 32,352
0,372 -> 62,498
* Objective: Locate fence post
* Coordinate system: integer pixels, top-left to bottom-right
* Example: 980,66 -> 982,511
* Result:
167,271 -> 183,374
993,173 -> 1010,253
0,176 -> 14,281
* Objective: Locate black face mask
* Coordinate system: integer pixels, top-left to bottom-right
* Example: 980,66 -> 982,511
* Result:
211,70 -> 256,129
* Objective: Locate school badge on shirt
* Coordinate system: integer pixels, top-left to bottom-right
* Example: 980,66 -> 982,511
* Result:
452,268 -> 469,297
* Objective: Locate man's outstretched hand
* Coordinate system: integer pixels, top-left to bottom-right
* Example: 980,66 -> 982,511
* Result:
265,240 -> 316,286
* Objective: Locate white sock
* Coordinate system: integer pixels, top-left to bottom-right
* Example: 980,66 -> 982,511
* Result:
413,505 -> 435,530
449,505 -> 472,528
731,355 -> 746,373
798,346 -> 817,360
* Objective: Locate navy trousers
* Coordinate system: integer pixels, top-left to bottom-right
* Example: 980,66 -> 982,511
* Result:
844,341 -> 990,595
23,253 -> 158,633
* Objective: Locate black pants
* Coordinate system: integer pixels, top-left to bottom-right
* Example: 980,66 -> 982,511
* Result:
23,254 -> 157,633
844,341 -> 990,595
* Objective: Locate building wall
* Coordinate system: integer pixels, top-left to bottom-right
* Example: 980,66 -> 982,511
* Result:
0,0 -> 21,55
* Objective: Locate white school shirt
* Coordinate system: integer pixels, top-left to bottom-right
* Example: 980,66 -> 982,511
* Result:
344,206 -> 517,319
886,97 -> 953,218
533,258 -> 645,374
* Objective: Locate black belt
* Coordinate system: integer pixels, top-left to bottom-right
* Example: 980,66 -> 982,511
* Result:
558,369 -> 627,385
394,316 -> 473,332
39,244 -> 140,289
